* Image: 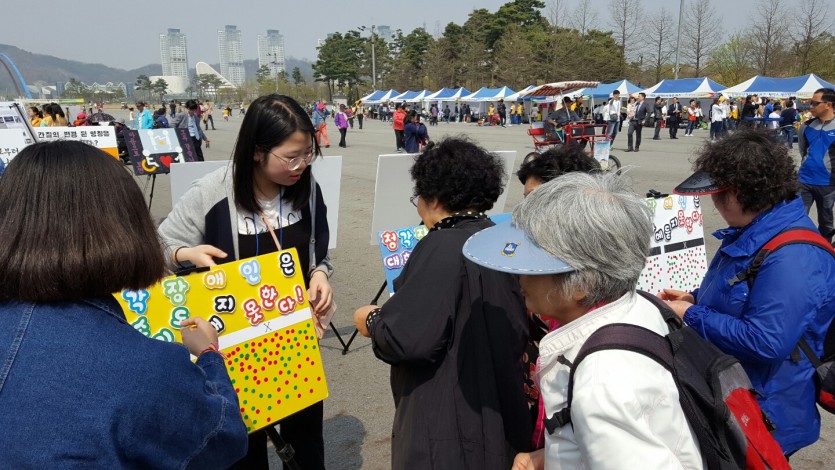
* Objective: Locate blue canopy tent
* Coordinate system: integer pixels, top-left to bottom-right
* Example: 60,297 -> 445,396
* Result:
360,90 -> 384,102
641,78 -> 726,98
461,86 -> 518,102
425,87 -> 472,101
390,90 -> 421,102
363,89 -> 401,104
720,74 -> 835,99
578,80 -> 642,99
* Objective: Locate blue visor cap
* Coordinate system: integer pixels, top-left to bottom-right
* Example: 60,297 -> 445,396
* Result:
462,219 -> 576,275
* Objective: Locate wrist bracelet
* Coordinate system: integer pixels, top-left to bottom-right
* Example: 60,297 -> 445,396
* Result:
198,344 -> 226,359
366,308 -> 382,334
173,246 -> 186,268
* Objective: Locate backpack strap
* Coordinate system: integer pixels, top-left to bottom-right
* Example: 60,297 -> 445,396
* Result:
728,227 -> 835,288
543,322 -> 674,433
727,227 -> 835,365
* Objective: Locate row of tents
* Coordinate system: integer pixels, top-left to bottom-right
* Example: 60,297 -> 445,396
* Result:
360,73 -> 835,106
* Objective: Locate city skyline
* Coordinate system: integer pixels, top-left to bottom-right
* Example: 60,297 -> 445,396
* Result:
159,29 -> 189,79
218,25 -> 245,87
258,30 -> 286,78
0,0 -> 757,71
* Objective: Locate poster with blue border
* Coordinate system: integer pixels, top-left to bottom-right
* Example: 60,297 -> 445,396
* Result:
377,213 -> 512,295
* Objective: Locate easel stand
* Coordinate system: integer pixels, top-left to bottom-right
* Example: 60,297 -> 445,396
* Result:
331,280 -> 387,355
144,174 -> 158,211
265,426 -> 301,470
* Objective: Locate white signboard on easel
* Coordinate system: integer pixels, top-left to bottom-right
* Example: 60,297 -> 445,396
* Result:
636,195 -> 708,295
369,151 -> 517,245
169,156 -> 343,249
0,102 -> 37,166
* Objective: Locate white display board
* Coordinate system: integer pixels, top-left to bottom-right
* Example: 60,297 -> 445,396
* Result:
370,151 -> 517,245
0,102 -> 36,166
170,157 -> 342,249
34,126 -> 118,152
0,128 -> 34,166
636,195 -> 708,295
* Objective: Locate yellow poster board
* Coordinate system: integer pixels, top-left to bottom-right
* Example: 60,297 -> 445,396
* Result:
115,248 -> 328,433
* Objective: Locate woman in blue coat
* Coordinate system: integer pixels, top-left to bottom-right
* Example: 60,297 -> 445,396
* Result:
403,111 -> 429,154
662,129 -> 835,456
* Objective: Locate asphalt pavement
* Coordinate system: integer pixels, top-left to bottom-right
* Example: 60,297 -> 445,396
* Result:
121,110 -> 832,470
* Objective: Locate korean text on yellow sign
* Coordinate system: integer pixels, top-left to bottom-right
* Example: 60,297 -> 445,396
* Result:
115,248 -> 328,433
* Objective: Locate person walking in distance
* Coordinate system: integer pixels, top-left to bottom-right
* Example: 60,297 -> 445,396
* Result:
668,97 -> 682,139
173,100 -> 210,162
685,100 -> 698,136
652,97 -> 665,140
393,104 -> 407,152
626,93 -> 649,152
312,102 -> 330,148
335,104 -> 349,148
606,90 -> 622,144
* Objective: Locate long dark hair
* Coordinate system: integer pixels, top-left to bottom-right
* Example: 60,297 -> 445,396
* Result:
232,94 -> 321,214
43,103 -> 58,122
0,141 -> 166,301
29,106 -> 42,118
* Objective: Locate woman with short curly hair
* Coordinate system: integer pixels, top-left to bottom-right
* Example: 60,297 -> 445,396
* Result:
661,128 -> 835,456
354,138 -> 532,469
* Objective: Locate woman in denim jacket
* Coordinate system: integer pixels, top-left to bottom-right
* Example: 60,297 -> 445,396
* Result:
0,141 -> 248,469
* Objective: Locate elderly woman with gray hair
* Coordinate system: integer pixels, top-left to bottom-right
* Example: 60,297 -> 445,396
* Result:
463,172 -> 703,470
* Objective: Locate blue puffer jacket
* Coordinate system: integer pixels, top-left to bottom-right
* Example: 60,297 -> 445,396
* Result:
685,197 -> 835,454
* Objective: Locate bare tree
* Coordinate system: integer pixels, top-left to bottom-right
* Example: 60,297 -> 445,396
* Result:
646,7 -> 676,82
682,0 -> 722,77
791,0 -> 831,74
709,33 -> 756,85
608,0 -> 644,76
546,0 -> 570,27
573,0 -> 599,39
749,0 -> 787,75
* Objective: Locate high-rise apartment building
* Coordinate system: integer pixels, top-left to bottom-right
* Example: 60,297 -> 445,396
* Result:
159,28 -> 189,79
376,25 -> 394,43
218,25 -> 245,87
257,30 -> 286,78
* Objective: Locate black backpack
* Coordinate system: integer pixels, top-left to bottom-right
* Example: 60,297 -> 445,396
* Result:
727,227 -> 835,414
545,290 -> 790,470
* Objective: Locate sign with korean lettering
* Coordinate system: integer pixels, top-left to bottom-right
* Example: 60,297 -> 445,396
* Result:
378,213 -> 511,295
636,195 -> 708,295
125,128 -> 199,176
35,126 -> 119,158
115,248 -> 328,433
0,128 -> 34,167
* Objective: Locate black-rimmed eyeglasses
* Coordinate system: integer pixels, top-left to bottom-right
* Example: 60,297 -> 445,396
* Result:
410,195 -> 419,207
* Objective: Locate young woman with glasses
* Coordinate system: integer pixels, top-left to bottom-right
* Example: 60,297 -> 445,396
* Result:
159,94 -> 334,470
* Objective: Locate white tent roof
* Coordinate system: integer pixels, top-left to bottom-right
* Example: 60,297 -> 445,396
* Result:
719,74 -> 835,99
364,89 -> 401,104
403,90 -> 432,103
503,85 -> 537,102
461,86 -> 518,102
640,77 -> 726,98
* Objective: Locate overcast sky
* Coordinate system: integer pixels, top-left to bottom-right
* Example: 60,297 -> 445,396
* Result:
3,0 -> 756,69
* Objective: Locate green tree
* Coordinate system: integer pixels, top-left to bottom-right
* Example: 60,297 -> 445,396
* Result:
459,9 -> 494,89
151,78 -> 169,103
493,24 -> 537,89
292,67 -> 304,85
313,31 -> 366,100
490,0 -> 549,48
256,65 -> 274,94
387,28 -> 434,91
134,74 -> 152,101
708,33 -> 756,85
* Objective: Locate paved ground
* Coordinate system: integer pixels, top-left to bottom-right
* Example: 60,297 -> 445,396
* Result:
123,111 -> 832,469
